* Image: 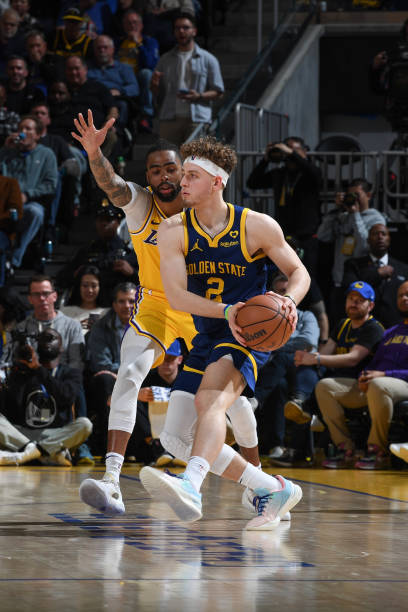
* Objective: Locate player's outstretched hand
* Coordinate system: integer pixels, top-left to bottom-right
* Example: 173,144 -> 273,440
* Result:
226,302 -> 247,346
71,109 -> 116,156
265,290 -> 298,332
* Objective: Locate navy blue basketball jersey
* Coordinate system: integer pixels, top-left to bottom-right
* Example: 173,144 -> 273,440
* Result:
182,203 -> 268,335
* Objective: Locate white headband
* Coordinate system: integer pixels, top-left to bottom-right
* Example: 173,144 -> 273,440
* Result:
183,156 -> 229,186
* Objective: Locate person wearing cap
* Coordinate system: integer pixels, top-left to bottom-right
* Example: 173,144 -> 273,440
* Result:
53,8 -> 93,60
296,281 -> 386,468
56,199 -> 138,305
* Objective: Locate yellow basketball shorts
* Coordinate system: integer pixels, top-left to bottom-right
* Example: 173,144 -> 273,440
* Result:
128,287 -> 196,367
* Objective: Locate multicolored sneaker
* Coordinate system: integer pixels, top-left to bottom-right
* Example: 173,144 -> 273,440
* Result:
242,487 -> 291,520
140,466 -> 202,522
354,444 -> 390,470
245,476 -> 302,531
322,442 -> 355,469
79,473 -> 125,515
390,442 -> 408,463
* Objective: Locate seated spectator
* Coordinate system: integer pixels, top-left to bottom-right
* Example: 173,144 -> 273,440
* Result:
11,0 -> 40,36
87,34 -> 139,130
118,10 -> 159,131
86,282 -> 136,453
65,55 -> 120,159
136,339 -> 184,466
317,178 -> 386,322
246,137 -> 321,276
0,83 -> 20,145
25,30 -> 65,95
151,12 -> 224,145
31,101 -> 81,236
56,201 -> 139,306
61,264 -> 108,336
15,275 -> 85,372
343,223 -> 408,329
143,0 -> 195,53
53,7 -> 93,60
254,272 -> 320,460
315,280 -> 408,470
0,175 -> 23,286
112,0 -> 145,39
295,281 -> 384,468
0,328 -> 92,466
0,9 -> 25,78
3,55 -> 45,115
0,114 -> 58,269
48,79 -> 75,143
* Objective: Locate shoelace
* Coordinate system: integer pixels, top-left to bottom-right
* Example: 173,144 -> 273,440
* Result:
253,492 -> 273,516
165,469 -> 183,480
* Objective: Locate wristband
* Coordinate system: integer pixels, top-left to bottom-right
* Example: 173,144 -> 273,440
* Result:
316,352 -> 321,366
224,304 -> 232,320
284,293 -> 297,306
319,338 -> 328,345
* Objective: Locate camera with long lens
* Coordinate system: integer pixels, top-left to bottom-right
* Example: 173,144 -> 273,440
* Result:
343,192 -> 359,208
267,146 -> 288,163
11,330 -> 39,363
87,249 -> 128,270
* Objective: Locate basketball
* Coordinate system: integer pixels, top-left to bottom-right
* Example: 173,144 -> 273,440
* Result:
235,294 -> 293,352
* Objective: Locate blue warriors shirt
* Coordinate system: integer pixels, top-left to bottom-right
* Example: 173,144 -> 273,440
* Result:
181,203 -> 268,335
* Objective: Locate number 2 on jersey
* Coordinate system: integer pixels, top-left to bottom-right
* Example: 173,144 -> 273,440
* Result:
206,277 -> 224,302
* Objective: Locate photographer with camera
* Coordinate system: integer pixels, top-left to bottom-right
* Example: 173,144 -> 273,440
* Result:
246,136 -> 321,275
317,178 -> 386,322
56,201 -> 139,305
0,328 -> 92,466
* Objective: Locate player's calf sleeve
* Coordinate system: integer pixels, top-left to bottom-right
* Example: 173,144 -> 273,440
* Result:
160,391 -> 197,461
108,333 -> 159,433
226,396 -> 258,448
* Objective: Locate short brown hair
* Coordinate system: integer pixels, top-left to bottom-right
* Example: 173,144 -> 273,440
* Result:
180,136 -> 237,175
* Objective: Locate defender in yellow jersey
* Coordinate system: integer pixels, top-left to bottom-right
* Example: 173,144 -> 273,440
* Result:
73,111 -> 264,517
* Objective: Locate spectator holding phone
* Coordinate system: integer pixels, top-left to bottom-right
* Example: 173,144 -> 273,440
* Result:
151,12 -> 224,145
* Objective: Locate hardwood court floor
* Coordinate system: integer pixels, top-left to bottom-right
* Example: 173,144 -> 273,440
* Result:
1,464 -> 408,612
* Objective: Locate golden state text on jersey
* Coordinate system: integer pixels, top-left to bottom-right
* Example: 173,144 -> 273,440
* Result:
182,203 -> 268,335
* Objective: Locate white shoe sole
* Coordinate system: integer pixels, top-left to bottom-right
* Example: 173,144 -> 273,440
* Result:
140,466 -> 202,522
79,479 -> 125,515
390,444 -> 408,463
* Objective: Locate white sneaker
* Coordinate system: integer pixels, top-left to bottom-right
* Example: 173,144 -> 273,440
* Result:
79,473 -> 125,515
140,466 -> 202,522
242,487 -> 291,520
245,476 -> 302,531
390,442 -> 408,463
0,441 -> 41,466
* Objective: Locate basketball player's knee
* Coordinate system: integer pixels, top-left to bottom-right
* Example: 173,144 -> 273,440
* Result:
76,416 -> 93,437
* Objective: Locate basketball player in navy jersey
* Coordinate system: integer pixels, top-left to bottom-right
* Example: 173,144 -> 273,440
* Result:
140,137 -> 310,530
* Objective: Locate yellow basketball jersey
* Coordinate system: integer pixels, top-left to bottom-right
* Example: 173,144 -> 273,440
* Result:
128,187 -> 168,297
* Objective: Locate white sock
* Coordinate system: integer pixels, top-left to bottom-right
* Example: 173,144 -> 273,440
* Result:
105,452 -> 124,483
185,455 -> 210,492
239,462 -> 281,492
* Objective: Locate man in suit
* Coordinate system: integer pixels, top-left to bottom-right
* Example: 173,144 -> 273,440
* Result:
343,223 -> 408,329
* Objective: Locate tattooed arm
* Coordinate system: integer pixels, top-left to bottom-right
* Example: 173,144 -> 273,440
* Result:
72,109 -> 131,208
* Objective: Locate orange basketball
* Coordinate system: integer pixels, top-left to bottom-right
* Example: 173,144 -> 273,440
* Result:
235,294 -> 293,352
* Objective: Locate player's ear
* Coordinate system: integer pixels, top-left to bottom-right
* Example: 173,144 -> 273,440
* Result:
213,176 -> 224,191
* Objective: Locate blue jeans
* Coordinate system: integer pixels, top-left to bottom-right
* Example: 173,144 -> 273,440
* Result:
0,230 -> 10,286
11,201 -> 44,268
137,68 -> 154,117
